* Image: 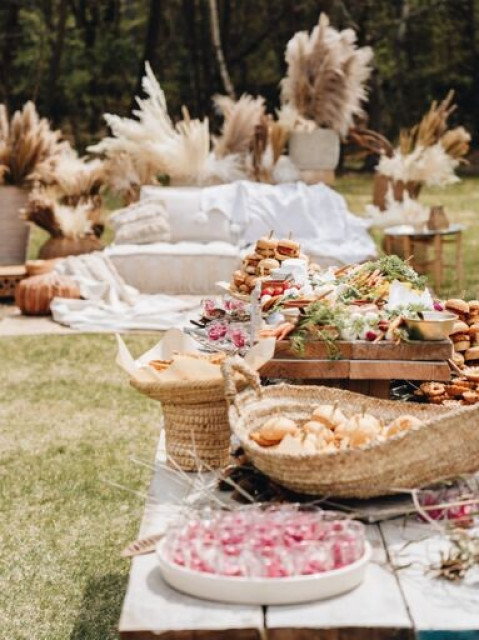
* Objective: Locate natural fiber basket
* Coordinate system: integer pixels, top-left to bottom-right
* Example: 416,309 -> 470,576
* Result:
227,383 -> 479,498
131,357 -> 261,471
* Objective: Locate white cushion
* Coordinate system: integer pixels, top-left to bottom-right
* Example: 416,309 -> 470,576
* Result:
106,242 -> 241,295
110,199 -> 171,244
140,186 -> 233,244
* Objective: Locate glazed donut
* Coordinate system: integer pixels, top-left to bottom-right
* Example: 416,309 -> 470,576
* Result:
420,382 -> 446,397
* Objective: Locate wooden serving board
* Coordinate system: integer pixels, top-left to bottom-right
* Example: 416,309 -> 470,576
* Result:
260,359 -> 451,383
274,339 -> 453,361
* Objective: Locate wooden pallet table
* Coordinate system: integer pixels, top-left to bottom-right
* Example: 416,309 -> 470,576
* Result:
119,448 -> 479,639
260,340 -> 453,398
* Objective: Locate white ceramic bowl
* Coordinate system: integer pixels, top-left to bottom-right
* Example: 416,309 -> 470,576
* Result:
156,539 -> 372,605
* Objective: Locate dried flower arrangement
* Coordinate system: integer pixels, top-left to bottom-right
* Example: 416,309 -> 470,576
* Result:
33,149 -> 105,206
89,63 -> 246,197
278,13 -> 373,136
212,98 -> 291,183
24,191 -> 103,239
23,190 -> 103,259
90,64 -> 294,197
377,92 -> 471,188
365,190 -> 430,229
0,101 -> 67,187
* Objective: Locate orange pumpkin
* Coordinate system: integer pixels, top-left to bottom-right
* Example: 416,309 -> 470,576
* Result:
15,272 -> 81,316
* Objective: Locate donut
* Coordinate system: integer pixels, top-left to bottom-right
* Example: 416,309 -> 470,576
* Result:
462,390 -> 479,404
420,382 -> 446,397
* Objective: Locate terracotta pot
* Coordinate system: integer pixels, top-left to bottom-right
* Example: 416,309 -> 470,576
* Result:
38,235 -> 103,260
289,128 -> 341,171
0,185 -> 30,266
373,174 -> 422,210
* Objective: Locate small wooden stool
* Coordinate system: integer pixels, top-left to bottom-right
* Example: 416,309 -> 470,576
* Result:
0,265 -> 27,298
384,224 -> 464,292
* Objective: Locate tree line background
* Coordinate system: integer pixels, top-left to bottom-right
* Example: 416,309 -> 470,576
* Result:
1,0 -> 478,160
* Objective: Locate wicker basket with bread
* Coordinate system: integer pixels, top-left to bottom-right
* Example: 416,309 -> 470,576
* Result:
223,359 -> 479,498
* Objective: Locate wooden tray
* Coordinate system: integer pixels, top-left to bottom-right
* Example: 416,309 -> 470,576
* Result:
274,339 -> 453,362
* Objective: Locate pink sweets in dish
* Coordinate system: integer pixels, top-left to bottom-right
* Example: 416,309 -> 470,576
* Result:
162,505 -> 365,579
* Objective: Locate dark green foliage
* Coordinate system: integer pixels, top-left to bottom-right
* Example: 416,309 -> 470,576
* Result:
0,0 -> 477,152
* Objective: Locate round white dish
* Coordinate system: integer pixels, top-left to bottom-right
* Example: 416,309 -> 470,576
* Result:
156,539 -> 372,605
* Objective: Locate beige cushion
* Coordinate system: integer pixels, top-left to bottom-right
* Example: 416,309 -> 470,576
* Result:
106,242 -> 241,295
140,186 -> 233,243
110,199 -> 171,245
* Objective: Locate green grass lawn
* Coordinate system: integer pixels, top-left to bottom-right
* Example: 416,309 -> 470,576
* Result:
4,174 -> 479,639
0,334 -> 159,640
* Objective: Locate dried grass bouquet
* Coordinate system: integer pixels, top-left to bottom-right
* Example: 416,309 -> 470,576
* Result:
278,13 -> 373,136
24,190 -> 103,241
212,95 -> 291,183
33,149 -> 105,206
89,63 -> 244,197
0,101 -> 67,187
377,91 -> 471,188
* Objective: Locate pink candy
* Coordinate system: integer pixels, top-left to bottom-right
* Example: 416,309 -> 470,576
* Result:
228,326 -> 248,348
164,506 -> 365,579
207,322 -> 228,340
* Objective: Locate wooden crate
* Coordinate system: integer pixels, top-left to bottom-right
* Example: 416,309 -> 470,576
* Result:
260,339 -> 452,399
273,339 -> 453,362
0,265 -> 26,298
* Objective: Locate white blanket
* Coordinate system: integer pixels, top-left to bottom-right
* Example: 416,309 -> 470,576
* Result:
201,181 -> 377,265
50,253 -> 200,331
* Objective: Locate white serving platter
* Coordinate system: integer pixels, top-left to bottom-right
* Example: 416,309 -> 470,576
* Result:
156,539 -> 372,605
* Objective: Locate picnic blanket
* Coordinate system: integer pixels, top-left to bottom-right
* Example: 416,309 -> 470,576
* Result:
50,252 -> 200,332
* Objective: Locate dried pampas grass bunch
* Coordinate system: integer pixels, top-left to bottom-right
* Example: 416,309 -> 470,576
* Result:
279,13 -> 373,136
89,63 -> 242,195
377,144 -> 461,188
0,101 -> 67,186
34,150 -> 105,205
212,94 -> 289,183
377,91 -> 470,188
366,189 -> 430,229
24,190 -> 103,240
213,93 -> 265,157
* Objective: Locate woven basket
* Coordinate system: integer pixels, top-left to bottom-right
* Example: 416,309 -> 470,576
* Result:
228,384 -> 479,498
131,357 -> 261,471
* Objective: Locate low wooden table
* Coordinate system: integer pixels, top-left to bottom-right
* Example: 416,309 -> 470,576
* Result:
383,224 -> 464,292
119,446 -> 479,639
260,339 -> 452,398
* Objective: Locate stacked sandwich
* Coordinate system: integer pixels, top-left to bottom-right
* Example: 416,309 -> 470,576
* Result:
231,234 -> 301,295
446,298 -> 479,368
